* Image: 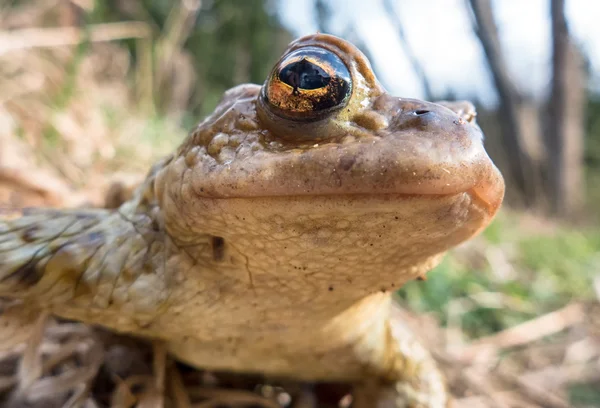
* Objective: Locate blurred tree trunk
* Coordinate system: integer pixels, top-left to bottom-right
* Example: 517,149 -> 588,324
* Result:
314,0 -> 387,90
383,0 -> 434,100
315,0 -> 332,34
155,0 -> 202,116
468,0 -> 541,207
547,0 -> 586,216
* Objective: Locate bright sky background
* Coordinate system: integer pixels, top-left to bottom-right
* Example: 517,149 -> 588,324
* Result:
276,0 -> 600,107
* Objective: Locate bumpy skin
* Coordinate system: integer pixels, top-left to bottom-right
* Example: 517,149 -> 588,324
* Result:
0,34 -> 504,407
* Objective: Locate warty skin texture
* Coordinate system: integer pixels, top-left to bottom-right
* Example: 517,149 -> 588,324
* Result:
0,34 -> 504,407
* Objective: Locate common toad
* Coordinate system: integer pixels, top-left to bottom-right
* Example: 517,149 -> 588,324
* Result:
0,34 -> 504,407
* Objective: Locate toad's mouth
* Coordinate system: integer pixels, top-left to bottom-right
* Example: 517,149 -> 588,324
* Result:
187,160 -> 504,217
185,133 -> 504,215
189,180 -> 503,220
463,177 -> 505,215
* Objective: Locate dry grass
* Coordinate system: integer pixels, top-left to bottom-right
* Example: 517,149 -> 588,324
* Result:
395,301 -> 600,407
0,2 -> 186,209
0,299 -> 597,407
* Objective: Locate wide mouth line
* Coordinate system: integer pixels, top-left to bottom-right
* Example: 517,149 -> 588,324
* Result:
195,185 -> 502,215
196,190 -> 469,201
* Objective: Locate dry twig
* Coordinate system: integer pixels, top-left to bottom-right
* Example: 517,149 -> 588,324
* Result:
451,303 -> 585,362
0,22 -> 152,56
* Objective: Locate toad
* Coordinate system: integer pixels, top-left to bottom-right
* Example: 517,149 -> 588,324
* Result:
0,33 -> 504,407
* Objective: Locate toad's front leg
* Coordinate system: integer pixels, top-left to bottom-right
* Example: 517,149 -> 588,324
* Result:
351,307 -> 448,408
321,295 -> 448,408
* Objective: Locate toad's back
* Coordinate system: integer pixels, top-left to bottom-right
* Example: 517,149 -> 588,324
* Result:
0,34 -> 504,407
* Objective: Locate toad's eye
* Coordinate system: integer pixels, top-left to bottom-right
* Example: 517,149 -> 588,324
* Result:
263,46 -> 352,121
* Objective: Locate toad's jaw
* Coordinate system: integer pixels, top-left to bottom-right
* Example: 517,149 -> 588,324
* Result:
183,155 -> 504,213
467,177 -> 505,216
183,162 -> 504,219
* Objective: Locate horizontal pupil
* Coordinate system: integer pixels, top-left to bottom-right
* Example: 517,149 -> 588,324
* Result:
279,59 -> 331,90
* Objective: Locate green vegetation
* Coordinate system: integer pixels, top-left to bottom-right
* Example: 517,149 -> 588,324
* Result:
398,212 -> 600,338
88,0 -> 293,116
585,98 -> 600,216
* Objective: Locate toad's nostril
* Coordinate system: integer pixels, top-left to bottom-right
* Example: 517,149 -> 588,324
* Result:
414,110 -> 430,116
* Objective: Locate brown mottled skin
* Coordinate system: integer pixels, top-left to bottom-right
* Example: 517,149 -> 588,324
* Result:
0,34 -> 504,407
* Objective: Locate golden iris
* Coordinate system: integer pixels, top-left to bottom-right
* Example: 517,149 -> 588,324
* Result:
263,46 -> 352,120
